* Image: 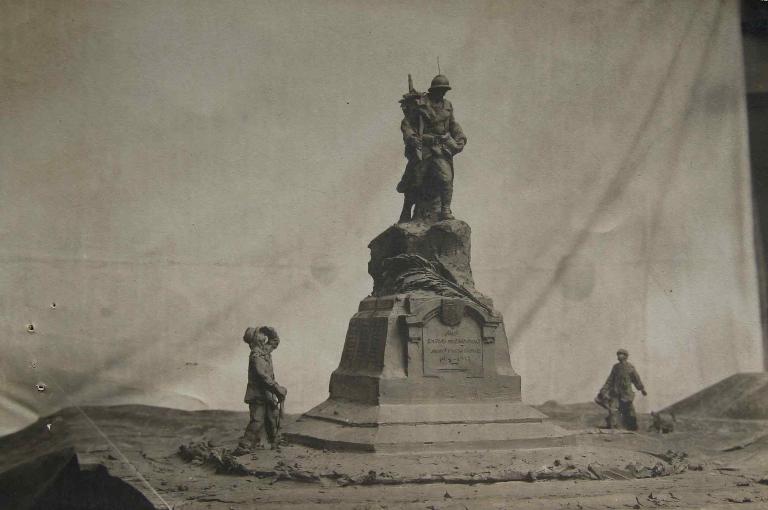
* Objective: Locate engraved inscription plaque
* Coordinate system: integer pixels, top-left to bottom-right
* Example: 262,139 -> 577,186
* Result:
422,312 -> 483,377
340,317 -> 388,371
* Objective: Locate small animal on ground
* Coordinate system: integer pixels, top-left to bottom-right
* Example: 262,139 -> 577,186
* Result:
649,411 -> 675,433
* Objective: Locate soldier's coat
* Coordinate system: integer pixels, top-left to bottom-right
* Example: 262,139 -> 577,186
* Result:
244,345 -> 280,404
398,95 -> 467,194
601,361 -> 645,402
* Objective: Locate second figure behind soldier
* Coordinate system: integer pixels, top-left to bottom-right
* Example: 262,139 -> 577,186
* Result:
596,348 -> 647,431
398,74 -> 467,223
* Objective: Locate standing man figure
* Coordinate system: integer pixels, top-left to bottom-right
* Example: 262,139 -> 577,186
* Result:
398,74 -> 467,222
239,326 -> 287,451
596,348 -> 647,430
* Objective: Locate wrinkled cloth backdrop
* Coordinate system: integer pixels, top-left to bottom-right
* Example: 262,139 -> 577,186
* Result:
1,0 -> 762,435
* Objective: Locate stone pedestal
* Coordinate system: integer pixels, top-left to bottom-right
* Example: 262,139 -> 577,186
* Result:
284,220 -> 566,451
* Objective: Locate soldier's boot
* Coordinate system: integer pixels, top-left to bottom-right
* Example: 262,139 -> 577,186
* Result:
439,188 -> 454,220
606,404 -> 620,429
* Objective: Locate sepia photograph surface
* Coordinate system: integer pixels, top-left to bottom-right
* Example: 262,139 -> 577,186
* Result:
2,1 -> 768,508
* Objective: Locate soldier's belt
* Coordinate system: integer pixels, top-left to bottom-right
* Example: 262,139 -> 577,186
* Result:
422,134 -> 448,146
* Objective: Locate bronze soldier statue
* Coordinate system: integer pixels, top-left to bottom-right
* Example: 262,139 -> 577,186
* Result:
238,326 -> 287,451
397,74 -> 467,223
595,348 -> 647,430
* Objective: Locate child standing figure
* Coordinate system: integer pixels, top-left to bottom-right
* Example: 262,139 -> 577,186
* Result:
238,326 -> 287,451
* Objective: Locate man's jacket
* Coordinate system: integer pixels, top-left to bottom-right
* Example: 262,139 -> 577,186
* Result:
244,347 -> 280,404
600,362 -> 645,402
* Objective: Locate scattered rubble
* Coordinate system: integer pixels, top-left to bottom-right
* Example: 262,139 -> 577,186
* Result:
176,442 -> 677,486
178,441 -> 250,476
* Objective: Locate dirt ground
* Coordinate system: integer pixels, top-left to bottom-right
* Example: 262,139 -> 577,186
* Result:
2,403 -> 768,509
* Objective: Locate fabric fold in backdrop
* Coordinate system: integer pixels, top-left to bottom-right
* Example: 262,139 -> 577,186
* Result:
0,0 -> 762,436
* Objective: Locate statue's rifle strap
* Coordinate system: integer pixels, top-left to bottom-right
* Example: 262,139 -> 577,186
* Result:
416,111 -> 424,161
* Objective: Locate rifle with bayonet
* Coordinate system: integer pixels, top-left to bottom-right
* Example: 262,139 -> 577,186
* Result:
399,74 -> 425,161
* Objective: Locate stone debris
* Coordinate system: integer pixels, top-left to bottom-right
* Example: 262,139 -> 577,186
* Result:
725,496 -> 753,503
178,441 -> 250,476
179,448 -> 673,487
646,449 -> 689,474
588,463 -> 634,480
177,442 -> 681,487
624,461 -> 672,478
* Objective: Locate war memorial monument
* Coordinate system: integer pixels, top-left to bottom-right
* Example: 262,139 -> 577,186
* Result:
284,75 -> 566,451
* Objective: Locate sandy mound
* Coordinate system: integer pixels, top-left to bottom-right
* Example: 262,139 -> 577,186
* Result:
663,373 -> 768,420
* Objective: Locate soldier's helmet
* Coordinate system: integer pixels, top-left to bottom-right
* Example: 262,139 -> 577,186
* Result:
259,325 -> 280,347
429,74 -> 451,91
617,348 -> 629,356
